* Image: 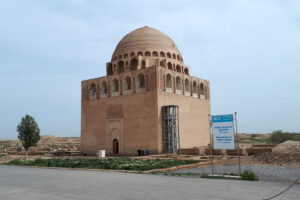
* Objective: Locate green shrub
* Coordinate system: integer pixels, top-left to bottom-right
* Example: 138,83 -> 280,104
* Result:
270,130 -> 298,143
241,170 -> 258,181
6,158 -> 198,171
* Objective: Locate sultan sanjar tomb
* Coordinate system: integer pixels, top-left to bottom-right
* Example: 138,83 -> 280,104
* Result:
81,26 -> 211,155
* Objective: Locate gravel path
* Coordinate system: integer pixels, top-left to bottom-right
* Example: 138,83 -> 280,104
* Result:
175,165 -> 300,183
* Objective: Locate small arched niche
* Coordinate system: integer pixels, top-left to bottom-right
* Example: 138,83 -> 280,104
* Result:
123,76 -> 132,95
111,79 -> 119,96
184,79 -> 190,95
166,74 -> 173,93
200,83 -> 205,99
167,52 -> 172,58
184,67 -> 189,75
100,81 -> 107,98
152,51 -> 158,57
192,81 -> 198,98
176,65 -> 181,73
89,83 -> 96,99
176,76 -> 181,94
137,73 -> 145,91
145,51 -> 151,57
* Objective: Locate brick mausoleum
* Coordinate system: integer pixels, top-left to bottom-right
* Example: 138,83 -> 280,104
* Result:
81,26 -> 211,155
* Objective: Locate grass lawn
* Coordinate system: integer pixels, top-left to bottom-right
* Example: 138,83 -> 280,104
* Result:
6,158 -> 199,171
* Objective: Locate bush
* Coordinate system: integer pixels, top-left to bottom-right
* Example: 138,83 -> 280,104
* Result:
270,130 -> 298,143
241,170 -> 258,181
6,158 -> 198,171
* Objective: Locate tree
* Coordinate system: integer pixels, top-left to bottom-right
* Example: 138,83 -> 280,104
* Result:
17,114 -> 40,160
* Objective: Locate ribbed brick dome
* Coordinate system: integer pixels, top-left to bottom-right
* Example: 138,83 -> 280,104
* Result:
112,26 -> 182,61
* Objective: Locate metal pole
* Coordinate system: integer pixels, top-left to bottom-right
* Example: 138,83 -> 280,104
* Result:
208,114 -> 214,175
177,106 -> 180,153
235,112 -> 241,176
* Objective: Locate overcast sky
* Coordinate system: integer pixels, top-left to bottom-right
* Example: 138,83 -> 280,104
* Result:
0,0 -> 299,139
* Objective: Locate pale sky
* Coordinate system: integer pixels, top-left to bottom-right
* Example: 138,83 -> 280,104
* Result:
0,0 -> 299,139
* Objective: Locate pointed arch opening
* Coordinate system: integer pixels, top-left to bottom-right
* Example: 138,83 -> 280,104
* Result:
112,79 -> 119,96
118,61 -> 124,73
176,76 -> 181,94
145,51 -> 151,57
184,79 -> 190,95
89,83 -> 96,99
176,65 -> 181,73
166,74 -> 173,92
200,83 -> 206,99
137,51 -> 143,56
152,51 -> 158,57
130,58 -> 138,71
184,68 -> 189,75
192,81 -> 198,98
167,52 -> 172,58
137,73 -> 145,92
167,62 -> 173,70
124,76 -> 132,95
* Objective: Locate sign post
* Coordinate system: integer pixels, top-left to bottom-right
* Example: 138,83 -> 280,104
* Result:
234,112 -> 241,176
208,114 -> 214,175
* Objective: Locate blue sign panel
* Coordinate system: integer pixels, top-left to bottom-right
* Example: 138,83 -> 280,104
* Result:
212,114 -> 235,150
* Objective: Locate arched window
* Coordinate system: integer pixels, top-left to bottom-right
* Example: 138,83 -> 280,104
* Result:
130,58 -> 138,71
145,51 -> 151,57
185,79 -> 190,95
192,81 -> 198,97
176,65 -> 181,73
114,56 -> 117,61
141,60 -> 146,69
184,68 -> 189,75
177,55 -> 180,61
172,53 -> 176,59
160,51 -> 166,57
167,62 -> 173,70
124,53 -> 128,58
124,76 -> 132,94
112,79 -> 119,96
118,61 -> 124,73
176,77 -> 181,94
107,63 -> 113,76
118,55 -> 122,59
152,51 -> 158,57
130,52 -> 135,58
200,83 -> 205,99
167,52 -> 172,58
166,74 -> 172,92
89,83 -> 96,98
137,74 -> 145,89
100,81 -> 107,97
137,51 -> 143,56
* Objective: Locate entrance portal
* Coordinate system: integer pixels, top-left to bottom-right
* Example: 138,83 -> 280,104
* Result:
113,138 -> 119,154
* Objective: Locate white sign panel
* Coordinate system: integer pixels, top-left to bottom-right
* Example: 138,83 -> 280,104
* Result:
212,114 -> 235,150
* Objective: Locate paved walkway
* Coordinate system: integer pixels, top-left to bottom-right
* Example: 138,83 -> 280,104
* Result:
177,165 -> 300,182
0,166 -> 299,200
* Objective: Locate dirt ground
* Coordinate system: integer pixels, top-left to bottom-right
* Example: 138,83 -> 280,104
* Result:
1,134 -> 300,167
